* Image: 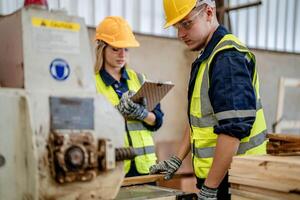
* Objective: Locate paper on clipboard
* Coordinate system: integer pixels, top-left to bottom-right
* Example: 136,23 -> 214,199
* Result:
131,80 -> 174,111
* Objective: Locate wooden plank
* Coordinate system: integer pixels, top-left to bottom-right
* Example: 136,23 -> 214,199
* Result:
232,155 -> 300,165
229,163 -> 300,182
122,173 -> 193,186
230,154 -> 300,199
231,189 -> 286,200
265,152 -> 300,156
231,184 -> 300,200
231,194 -> 254,200
267,133 -> 300,143
229,176 -> 300,193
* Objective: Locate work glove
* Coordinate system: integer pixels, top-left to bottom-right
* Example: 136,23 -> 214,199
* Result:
125,98 -> 148,121
115,91 -> 136,116
116,91 -> 148,121
198,185 -> 218,200
149,155 -> 182,180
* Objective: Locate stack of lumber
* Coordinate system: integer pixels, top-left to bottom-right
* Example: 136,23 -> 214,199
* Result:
229,155 -> 300,200
267,133 -> 300,155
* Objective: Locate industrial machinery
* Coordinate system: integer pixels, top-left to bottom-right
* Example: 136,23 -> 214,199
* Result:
0,4 -> 133,200
0,2 -> 197,200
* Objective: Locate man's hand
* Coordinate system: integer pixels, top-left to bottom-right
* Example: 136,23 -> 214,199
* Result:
149,155 -> 182,180
198,185 -> 218,200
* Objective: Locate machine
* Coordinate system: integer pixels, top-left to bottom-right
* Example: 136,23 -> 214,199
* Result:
0,4 -> 135,199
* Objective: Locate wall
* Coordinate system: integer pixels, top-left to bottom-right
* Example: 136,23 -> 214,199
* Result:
88,28 -> 300,142
254,50 -> 300,134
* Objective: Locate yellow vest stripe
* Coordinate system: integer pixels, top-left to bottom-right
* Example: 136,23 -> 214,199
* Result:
193,130 -> 267,158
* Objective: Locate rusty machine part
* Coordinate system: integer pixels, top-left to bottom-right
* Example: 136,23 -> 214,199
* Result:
48,132 -> 98,184
48,132 -> 137,184
115,147 -> 136,161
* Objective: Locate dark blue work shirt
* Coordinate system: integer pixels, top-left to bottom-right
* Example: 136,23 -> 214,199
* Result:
100,67 -> 164,131
188,25 -> 256,140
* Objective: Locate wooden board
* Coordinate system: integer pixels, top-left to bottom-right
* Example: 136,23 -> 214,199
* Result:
229,155 -> 300,199
231,184 -> 300,200
122,173 -> 193,187
267,133 -> 300,155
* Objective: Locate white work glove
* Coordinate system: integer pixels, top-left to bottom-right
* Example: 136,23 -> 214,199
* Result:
198,185 -> 218,200
149,155 -> 182,180
115,91 -> 149,121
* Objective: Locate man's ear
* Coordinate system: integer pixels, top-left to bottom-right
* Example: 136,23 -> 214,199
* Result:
206,6 -> 214,22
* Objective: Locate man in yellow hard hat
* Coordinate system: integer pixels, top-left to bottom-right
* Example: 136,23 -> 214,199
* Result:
94,16 -> 164,178
150,0 -> 267,199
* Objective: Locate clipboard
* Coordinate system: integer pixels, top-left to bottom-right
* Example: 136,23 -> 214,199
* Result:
131,80 -> 174,111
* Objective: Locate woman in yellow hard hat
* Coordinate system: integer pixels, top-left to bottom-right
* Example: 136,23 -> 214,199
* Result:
94,16 -> 164,178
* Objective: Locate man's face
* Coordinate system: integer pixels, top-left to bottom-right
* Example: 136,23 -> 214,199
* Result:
175,6 -> 211,51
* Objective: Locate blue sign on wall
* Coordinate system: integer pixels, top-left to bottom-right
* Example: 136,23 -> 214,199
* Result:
49,58 -> 70,81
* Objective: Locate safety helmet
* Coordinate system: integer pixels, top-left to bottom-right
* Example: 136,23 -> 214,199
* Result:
95,16 -> 139,48
163,0 -> 216,28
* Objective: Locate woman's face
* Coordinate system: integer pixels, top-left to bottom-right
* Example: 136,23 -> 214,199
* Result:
104,45 -> 129,70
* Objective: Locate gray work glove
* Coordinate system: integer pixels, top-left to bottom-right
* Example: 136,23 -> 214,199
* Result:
149,155 -> 182,180
198,185 -> 218,200
125,100 -> 148,121
115,91 -> 148,121
115,91 -> 136,116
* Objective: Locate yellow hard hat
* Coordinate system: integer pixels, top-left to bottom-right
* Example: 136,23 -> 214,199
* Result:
95,16 -> 139,48
163,0 -> 216,28
163,0 -> 197,28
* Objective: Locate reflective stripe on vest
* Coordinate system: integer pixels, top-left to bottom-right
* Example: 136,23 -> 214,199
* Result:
95,68 -> 157,174
134,146 -> 155,156
127,122 -> 147,131
193,130 -> 267,158
190,98 -> 262,128
215,109 -> 256,121
189,34 -> 267,179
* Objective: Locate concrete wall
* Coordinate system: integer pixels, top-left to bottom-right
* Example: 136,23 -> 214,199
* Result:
88,28 -> 300,142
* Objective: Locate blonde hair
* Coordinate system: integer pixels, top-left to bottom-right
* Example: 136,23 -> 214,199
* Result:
94,40 -> 107,74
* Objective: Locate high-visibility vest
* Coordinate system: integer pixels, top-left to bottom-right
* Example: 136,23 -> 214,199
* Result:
95,68 -> 157,174
189,34 -> 267,179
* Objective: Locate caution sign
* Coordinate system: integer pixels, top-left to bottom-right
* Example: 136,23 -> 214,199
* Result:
31,17 -> 80,32
32,17 -> 80,54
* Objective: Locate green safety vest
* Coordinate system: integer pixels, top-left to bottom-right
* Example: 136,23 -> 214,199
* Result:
95,68 -> 157,174
189,34 -> 267,179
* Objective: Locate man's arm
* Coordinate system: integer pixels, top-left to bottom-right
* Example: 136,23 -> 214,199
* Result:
204,134 -> 240,188
177,124 -> 191,160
